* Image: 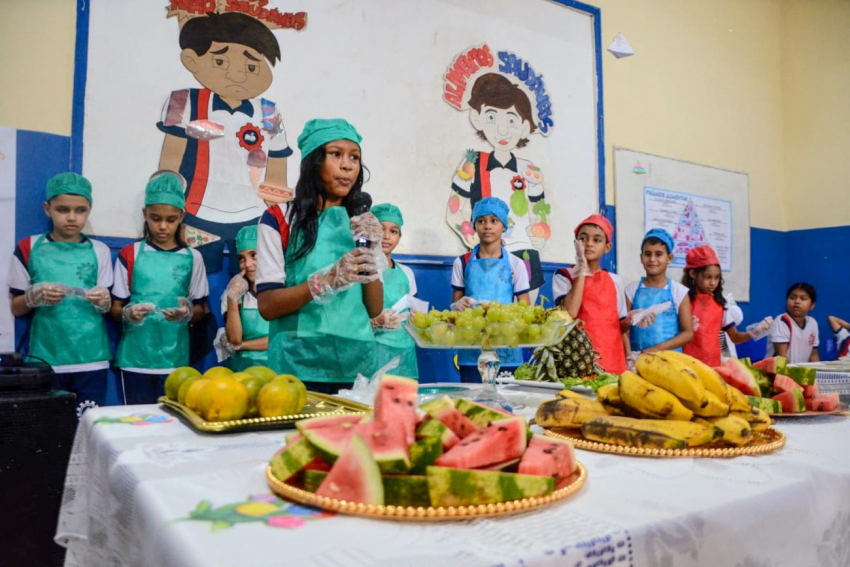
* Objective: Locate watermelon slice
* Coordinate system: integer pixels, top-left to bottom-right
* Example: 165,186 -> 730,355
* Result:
773,374 -> 803,394
454,398 -> 515,428
772,389 -> 805,413
785,366 -> 817,386
420,395 -> 478,438
753,356 -> 787,375
295,413 -> 362,435
284,432 -> 304,445
374,374 -> 419,446
434,417 -> 527,469
316,434 -> 384,505
518,435 -> 576,485
354,421 -> 411,474
483,458 -> 520,472
426,466 -> 554,506
805,393 -> 839,412
415,418 -> 460,450
300,421 -> 358,462
270,438 -> 317,482
747,396 -> 783,414
803,383 -> 819,399
718,359 -> 761,397
409,436 -> 443,475
305,470 -> 431,507
745,364 -> 773,397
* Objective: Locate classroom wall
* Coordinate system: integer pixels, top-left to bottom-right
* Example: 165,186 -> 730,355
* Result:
0,0 -> 77,137
780,0 -> 850,231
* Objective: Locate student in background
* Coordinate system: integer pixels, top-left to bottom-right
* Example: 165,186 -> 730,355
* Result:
220,225 -> 269,371
766,283 -> 820,363
827,315 -> 850,359
451,197 -> 530,383
8,173 -> 113,417
553,214 -> 627,374
625,228 -> 693,354
370,203 -> 419,379
112,173 -> 209,404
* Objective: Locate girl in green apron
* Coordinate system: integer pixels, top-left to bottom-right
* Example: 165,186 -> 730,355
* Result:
221,225 -> 269,370
111,173 -> 209,404
9,173 -> 113,418
256,119 -> 384,394
369,203 -> 419,379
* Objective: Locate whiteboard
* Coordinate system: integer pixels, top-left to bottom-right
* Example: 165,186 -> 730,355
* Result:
79,0 -> 602,263
614,147 -> 751,301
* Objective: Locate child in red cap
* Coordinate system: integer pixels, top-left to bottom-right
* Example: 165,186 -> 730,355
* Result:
552,214 -> 628,374
681,245 -> 770,366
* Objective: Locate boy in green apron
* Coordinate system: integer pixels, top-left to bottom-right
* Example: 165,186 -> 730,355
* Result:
370,203 -> 419,379
256,119 -> 384,393
8,172 -> 113,418
111,173 -> 209,404
220,225 -> 269,370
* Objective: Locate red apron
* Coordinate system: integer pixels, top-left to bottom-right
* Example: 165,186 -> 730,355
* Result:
684,293 -> 723,367
577,271 -> 626,374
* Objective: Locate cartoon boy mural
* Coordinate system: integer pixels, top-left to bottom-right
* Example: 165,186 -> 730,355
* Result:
446,72 -> 552,291
158,12 -> 292,273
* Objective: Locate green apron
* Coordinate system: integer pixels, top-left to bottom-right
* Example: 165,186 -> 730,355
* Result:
228,292 -> 269,371
28,235 -> 111,366
268,207 -> 377,382
374,263 -> 419,379
116,243 -> 193,370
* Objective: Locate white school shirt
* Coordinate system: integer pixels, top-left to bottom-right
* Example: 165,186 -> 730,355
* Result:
158,89 -> 292,224
396,262 -> 418,297
112,241 -> 209,374
450,250 -> 530,297
766,314 -> 819,363
8,234 -> 113,373
552,266 -> 628,318
624,279 -> 689,310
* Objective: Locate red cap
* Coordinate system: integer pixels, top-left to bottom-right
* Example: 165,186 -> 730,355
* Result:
684,246 -> 720,270
574,214 -> 613,242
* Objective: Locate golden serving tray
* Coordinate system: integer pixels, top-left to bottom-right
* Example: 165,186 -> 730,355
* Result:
266,463 -> 587,521
158,392 -> 369,433
542,427 -> 786,458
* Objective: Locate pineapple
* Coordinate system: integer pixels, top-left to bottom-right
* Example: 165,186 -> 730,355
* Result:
528,309 -> 603,382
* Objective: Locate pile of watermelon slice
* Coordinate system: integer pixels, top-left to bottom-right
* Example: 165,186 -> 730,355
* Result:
715,356 -> 840,414
269,375 -> 578,507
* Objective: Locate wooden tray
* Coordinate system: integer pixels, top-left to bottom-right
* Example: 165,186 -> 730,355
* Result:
158,392 -> 369,433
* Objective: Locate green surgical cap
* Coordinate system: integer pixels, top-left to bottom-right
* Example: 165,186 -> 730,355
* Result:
144,173 -> 186,211
46,172 -> 92,204
371,203 -> 404,229
236,225 -> 258,253
297,118 -> 362,159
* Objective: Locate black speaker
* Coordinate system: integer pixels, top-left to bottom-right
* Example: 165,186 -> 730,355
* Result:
0,389 -> 77,566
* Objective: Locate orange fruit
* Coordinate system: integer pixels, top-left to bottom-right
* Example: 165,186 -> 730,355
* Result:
199,376 -> 249,422
203,366 -> 234,380
165,366 -> 201,401
184,378 -> 210,412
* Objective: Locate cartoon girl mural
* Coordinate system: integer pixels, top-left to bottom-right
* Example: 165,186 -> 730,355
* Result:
445,52 -> 553,292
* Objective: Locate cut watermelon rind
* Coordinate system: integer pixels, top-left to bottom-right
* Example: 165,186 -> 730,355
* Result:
315,434 -> 384,505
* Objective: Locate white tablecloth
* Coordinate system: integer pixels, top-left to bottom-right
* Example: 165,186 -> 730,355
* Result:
56,387 -> 850,567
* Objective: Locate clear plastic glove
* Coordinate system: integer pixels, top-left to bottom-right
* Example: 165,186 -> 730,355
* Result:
629,309 -> 657,329
450,296 -> 476,312
122,302 -> 156,325
692,315 -> 700,332
573,240 -> 591,277
308,248 -> 380,303
225,272 -> 250,303
85,286 -> 111,313
371,309 -> 405,331
746,316 -> 774,340
217,331 -> 242,355
161,297 -> 194,323
25,283 -> 67,308
627,350 -> 641,372
350,212 -> 383,248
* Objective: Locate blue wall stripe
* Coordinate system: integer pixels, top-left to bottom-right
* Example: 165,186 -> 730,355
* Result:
70,0 -> 90,173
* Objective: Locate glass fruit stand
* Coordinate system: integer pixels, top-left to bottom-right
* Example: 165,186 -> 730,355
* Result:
405,304 -> 578,411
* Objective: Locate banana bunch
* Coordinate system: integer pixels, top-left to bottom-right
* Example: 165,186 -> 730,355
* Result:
545,351 -> 775,450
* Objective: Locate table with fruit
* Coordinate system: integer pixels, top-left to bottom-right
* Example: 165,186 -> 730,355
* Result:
55,354 -> 850,566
